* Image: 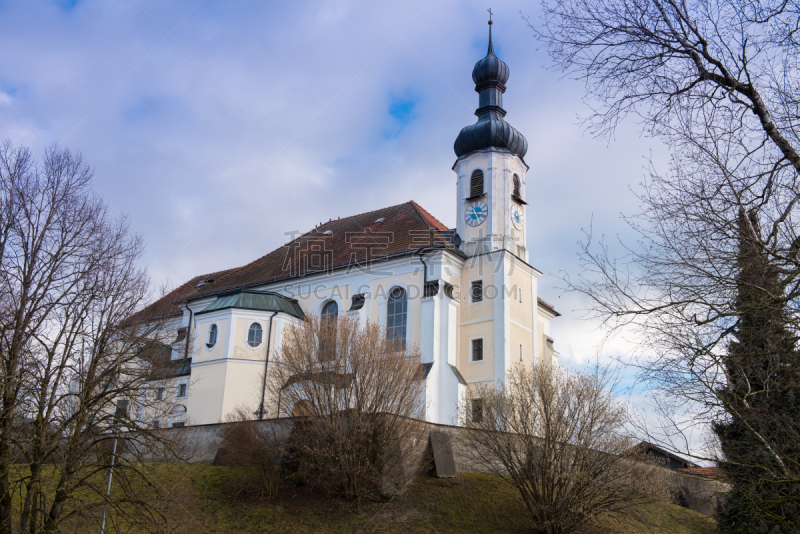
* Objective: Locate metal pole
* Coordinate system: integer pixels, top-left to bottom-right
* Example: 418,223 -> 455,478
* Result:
98,436 -> 117,534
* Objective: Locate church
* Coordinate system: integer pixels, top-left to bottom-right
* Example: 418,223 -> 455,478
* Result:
139,20 -> 560,428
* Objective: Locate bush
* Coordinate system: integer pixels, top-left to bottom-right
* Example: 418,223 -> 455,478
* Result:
269,316 -> 426,503
463,363 -> 672,534
217,408 -> 285,500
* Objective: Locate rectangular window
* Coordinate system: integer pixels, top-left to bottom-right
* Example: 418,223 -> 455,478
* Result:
114,399 -> 129,419
471,398 -> 484,423
518,286 -> 523,303
386,288 -> 408,350
177,383 -> 187,398
155,388 -> 164,401
151,419 -> 161,429
519,343 -> 523,362
471,338 -> 484,362
471,280 -> 483,303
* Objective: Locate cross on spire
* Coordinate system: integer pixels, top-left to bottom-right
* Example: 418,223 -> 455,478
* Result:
486,8 -> 495,55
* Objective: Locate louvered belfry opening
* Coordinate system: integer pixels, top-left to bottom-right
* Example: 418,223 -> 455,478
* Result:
470,170 -> 484,197
513,174 -> 521,197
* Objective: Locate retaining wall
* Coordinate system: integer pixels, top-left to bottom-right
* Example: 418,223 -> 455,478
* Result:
143,417 -> 729,517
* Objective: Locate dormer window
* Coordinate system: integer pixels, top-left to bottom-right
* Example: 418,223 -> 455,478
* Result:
470,170 -> 484,198
374,217 -> 385,224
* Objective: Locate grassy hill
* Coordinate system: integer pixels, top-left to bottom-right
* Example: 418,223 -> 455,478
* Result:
137,464 -> 715,534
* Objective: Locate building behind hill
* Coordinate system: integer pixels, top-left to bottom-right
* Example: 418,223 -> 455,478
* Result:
135,20 -> 560,428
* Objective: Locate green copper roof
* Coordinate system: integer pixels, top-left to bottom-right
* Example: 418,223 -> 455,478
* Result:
196,290 -> 305,319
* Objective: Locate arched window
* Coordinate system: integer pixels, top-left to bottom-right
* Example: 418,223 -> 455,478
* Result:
320,300 -> 338,360
206,324 -> 218,348
470,170 -> 484,197
321,300 -> 338,322
170,404 -> 187,428
291,399 -> 314,417
512,174 -> 521,198
247,322 -> 263,348
387,287 -> 408,349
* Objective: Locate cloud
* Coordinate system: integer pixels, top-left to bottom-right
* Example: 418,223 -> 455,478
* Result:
0,0 -> 668,360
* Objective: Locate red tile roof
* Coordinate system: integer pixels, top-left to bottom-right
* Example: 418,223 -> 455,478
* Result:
537,297 -> 560,316
677,467 -> 725,480
137,201 -> 461,320
131,268 -> 237,322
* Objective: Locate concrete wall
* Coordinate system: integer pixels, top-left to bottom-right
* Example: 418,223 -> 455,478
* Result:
149,417 -> 728,518
670,471 -> 730,517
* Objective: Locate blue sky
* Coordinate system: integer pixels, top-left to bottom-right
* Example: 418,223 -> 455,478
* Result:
0,0 -> 670,368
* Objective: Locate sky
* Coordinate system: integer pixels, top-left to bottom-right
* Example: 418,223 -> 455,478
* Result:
1,0 -> 715,460
0,0 -> 671,369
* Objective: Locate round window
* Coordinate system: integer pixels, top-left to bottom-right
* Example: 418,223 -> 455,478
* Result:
247,322 -> 263,348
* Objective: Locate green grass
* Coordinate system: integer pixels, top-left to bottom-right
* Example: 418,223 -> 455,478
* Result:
135,464 -> 716,534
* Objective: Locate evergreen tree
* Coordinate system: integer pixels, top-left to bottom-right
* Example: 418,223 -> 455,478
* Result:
713,210 -> 800,532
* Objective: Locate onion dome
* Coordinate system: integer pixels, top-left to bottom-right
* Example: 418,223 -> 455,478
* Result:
472,35 -> 509,87
454,20 -> 528,160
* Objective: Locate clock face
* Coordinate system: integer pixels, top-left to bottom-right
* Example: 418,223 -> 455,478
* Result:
465,201 -> 488,227
511,205 -> 523,230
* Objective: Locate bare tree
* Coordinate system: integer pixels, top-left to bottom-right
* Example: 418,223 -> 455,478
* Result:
462,363 -> 671,534
530,0 -> 800,171
528,0 -> 800,528
0,141 -> 186,533
268,315 -> 426,503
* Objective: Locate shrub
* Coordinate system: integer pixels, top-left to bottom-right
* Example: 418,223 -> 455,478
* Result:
463,363 -> 672,534
270,316 -> 426,503
217,408 -> 285,500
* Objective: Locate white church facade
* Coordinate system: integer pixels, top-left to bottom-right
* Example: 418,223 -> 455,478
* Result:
139,22 -> 560,428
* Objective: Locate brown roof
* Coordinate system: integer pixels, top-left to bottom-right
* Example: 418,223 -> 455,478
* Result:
537,297 -> 560,316
137,201 -> 461,320
677,466 -> 724,479
131,268 -> 238,322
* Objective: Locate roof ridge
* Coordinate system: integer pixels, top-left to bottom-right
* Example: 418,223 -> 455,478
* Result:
409,200 -> 449,232
232,201 -> 419,277
316,201 -> 416,230
408,201 -> 464,255
408,201 -> 437,237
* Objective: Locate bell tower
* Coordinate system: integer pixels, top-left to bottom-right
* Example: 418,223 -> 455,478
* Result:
454,17 -> 530,262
